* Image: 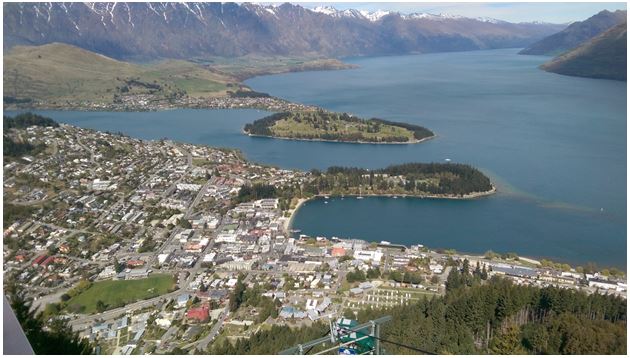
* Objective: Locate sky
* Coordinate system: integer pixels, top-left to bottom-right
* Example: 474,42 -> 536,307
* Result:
286,2 -> 627,23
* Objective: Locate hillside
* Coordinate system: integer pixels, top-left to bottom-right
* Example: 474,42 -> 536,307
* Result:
519,10 -> 626,55
243,111 -> 435,144
541,23 -> 627,81
3,3 -> 564,60
3,43 -> 236,105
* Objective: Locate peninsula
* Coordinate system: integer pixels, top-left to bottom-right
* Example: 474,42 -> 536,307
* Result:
243,111 -> 435,144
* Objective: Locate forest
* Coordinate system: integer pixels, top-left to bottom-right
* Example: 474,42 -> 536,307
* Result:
206,273 -> 626,355
4,112 -> 59,130
243,111 -> 434,143
306,163 -> 494,197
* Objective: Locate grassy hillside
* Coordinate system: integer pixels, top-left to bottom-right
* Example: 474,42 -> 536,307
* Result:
244,111 -> 434,143
541,22 -> 627,81
3,43 -> 235,104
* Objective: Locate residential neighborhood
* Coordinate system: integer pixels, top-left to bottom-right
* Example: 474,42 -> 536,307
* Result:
4,121 -> 626,354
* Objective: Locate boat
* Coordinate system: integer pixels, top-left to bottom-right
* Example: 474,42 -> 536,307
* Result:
392,196 -> 398,199
356,196 -> 364,200
324,195 -> 330,199
324,201 -> 329,204
445,158 -> 452,162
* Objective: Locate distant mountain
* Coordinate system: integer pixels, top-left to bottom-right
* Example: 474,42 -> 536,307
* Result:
3,2 -> 565,61
541,22 -> 627,81
519,10 -> 626,55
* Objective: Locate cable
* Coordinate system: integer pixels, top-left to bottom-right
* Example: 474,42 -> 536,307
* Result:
337,326 -> 437,355
304,329 -> 333,354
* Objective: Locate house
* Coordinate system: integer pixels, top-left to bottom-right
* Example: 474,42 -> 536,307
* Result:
331,247 -> 346,257
176,294 -> 191,308
186,304 -> 210,323
32,254 -> 47,267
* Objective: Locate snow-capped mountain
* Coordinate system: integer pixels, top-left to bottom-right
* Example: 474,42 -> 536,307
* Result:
3,2 -> 566,60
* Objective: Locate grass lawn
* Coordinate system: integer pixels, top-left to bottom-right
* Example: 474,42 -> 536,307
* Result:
66,274 -> 175,314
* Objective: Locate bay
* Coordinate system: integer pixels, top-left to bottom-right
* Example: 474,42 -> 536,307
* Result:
10,49 -> 626,267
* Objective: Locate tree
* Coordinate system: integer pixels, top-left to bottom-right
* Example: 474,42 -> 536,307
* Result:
490,325 -> 526,354
179,219 -> 192,229
446,268 -> 462,291
229,277 -> 246,312
7,286 -> 93,354
96,300 -> 107,313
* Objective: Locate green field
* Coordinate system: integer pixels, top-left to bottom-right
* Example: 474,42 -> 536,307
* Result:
65,274 -> 175,314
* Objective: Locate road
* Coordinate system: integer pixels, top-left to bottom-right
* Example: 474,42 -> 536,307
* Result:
68,289 -> 188,331
184,179 -> 211,219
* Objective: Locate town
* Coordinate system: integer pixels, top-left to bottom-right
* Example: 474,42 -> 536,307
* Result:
3,118 -> 627,355
4,92 -> 319,113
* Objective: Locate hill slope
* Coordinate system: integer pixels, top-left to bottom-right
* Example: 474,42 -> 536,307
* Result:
519,10 -> 626,55
541,22 -> 627,81
3,43 -> 236,104
3,2 -> 564,60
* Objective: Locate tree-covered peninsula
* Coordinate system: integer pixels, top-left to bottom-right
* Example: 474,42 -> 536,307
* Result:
237,162 -> 495,210
243,110 -> 434,144
308,163 -> 494,198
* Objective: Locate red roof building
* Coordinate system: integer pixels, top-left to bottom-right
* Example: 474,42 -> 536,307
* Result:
32,254 -> 48,267
331,247 -> 346,257
126,260 -> 146,268
186,304 -> 210,322
40,256 -> 55,269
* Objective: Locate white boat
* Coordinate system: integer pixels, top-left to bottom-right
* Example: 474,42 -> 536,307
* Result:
356,196 -> 364,199
445,158 -> 452,162
392,196 -> 398,199
324,201 -> 329,204
324,196 -> 330,199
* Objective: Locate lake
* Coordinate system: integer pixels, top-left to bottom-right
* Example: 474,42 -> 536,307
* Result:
12,49 -> 626,267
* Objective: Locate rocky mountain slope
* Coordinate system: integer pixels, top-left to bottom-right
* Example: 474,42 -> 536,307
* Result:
3,2 -> 565,60
519,9 -> 626,55
541,22 -> 627,81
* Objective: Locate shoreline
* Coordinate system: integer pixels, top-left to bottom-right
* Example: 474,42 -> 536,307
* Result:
245,132 -> 437,145
285,197 -> 309,233
286,185 -> 497,233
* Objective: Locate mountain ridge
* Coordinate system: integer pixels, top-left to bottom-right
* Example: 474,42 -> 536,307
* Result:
3,2 -> 565,61
519,9 -> 626,55
541,22 -> 627,81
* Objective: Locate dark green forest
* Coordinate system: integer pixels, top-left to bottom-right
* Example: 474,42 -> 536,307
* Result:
3,136 -> 40,157
309,163 -> 493,196
4,112 -> 59,130
206,276 -> 626,355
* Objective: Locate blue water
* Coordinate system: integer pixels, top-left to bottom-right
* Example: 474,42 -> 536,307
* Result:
246,49 -> 626,268
10,49 -> 626,267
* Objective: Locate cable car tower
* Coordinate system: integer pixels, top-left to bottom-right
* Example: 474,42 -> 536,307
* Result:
278,316 -> 392,355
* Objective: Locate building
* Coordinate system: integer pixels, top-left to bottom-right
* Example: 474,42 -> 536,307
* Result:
353,250 -> 383,263
588,278 -> 619,291
331,247 -> 346,257
186,304 -> 210,323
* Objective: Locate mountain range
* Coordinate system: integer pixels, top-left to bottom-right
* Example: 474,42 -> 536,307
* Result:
519,9 -> 626,55
3,2 -> 566,60
540,22 -> 627,81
